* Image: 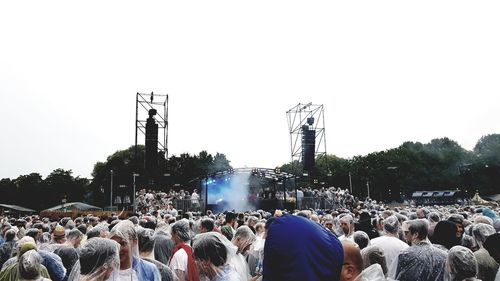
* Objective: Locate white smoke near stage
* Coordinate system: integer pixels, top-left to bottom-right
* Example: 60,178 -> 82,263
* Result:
206,172 -> 253,212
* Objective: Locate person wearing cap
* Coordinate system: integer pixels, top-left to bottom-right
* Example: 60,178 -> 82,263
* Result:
448,214 -> 465,240
355,212 -> 379,240
0,242 -> 51,281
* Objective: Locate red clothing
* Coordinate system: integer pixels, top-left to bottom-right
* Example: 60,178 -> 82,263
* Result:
171,243 -> 200,281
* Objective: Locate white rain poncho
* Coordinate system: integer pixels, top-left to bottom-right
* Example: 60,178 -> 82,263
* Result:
231,226 -> 256,281
446,246 -> 479,281
192,232 -> 241,281
68,237 -> 120,281
354,264 -> 387,281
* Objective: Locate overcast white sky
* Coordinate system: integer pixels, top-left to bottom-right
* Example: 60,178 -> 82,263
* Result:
1,1 -> 499,179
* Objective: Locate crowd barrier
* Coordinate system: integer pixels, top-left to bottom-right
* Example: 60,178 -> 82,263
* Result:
171,197 -> 346,213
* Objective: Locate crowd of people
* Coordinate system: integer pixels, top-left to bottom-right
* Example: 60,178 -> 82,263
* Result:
1,191 -> 500,281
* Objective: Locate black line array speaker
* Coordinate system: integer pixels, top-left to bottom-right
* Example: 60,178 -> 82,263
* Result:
145,109 -> 158,174
302,125 -> 316,171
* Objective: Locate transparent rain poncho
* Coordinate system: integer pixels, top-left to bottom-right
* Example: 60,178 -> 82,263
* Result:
230,226 -> 255,281
68,237 -> 120,281
383,215 -> 400,234
354,264 -> 387,281
231,226 -> 256,254
192,232 -> 240,281
471,223 -> 496,248
387,240 -> 448,281
446,246 -> 478,281
153,234 -> 175,266
361,245 -> 388,276
18,249 -> 46,280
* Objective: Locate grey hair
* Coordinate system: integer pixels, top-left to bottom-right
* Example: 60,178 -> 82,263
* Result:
171,219 -> 192,242
407,219 -> 429,240
66,229 -> 83,241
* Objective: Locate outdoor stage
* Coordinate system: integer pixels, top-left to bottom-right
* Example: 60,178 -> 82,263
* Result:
200,168 -> 297,212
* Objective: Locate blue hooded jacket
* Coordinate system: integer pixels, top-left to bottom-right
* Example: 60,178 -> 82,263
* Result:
263,214 -> 343,281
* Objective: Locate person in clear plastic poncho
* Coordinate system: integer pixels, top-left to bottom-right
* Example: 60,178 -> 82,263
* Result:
18,249 -> 51,281
192,232 -> 241,281
231,226 -> 256,281
388,219 -> 447,281
68,237 -> 120,281
107,220 -> 161,281
445,246 -> 481,281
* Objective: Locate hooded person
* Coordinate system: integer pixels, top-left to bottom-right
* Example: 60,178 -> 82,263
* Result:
360,245 -> 388,276
137,228 -> 176,281
431,220 -> 461,250
446,246 -> 480,281
54,246 -> 79,281
0,243 -> 51,281
471,223 -> 498,281
263,214 -> 343,281
355,212 -> 379,240
68,237 -> 120,281
107,220 -> 161,281
153,234 -> 175,266
18,249 -> 51,281
192,232 -> 240,281
170,219 -> 199,281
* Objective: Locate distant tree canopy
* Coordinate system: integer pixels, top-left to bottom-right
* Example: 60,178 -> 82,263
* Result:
280,135 -> 500,201
0,169 -> 88,211
1,134 -> 499,209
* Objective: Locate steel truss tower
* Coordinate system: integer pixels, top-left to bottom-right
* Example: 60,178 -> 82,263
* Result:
286,103 -> 327,169
135,92 -> 169,171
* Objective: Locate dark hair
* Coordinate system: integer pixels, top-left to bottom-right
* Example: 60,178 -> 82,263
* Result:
225,212 -> 236,223
153,235 -> 175,265
77,224 -> 87,235
484,233 -> 500,258
431,221 -> 460,249
137,228 -> 154,253
200,218 -> 215,232
86,228 -> 101,239
5,229 -> 16,242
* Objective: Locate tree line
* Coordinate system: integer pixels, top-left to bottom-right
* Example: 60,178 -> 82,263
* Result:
1,134 -> 499,210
